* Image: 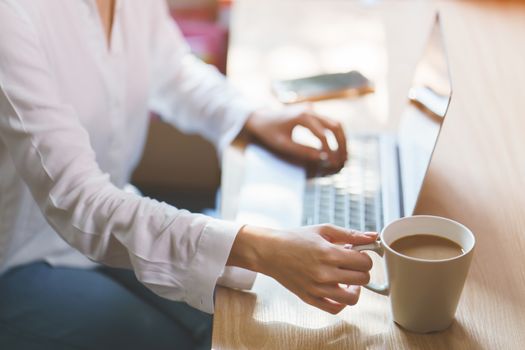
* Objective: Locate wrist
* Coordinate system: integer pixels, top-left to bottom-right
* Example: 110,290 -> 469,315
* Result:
243,110 -> 262,137
243,108 -> 279,137
227,225 -> 274,273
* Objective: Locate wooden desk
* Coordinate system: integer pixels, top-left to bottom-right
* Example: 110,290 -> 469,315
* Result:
213,1 -> 525,349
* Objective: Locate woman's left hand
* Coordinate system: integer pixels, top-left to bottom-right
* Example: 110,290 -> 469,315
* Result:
243,107 -> 348,170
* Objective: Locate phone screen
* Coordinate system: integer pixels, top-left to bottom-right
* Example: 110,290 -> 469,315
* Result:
272,71 -> 373,103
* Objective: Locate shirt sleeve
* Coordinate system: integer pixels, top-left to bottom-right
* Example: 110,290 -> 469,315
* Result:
0,1 -> 248,314
147,0 -> 260,158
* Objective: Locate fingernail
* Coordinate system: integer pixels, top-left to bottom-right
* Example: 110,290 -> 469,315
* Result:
348,285 -> 361,293
319,152 -> 328,161
364,232 -> 378,238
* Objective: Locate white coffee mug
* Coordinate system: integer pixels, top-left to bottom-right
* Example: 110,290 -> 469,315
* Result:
353,215 -> 475,333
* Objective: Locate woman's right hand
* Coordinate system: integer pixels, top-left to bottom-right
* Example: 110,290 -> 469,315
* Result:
227,224 -> 377,314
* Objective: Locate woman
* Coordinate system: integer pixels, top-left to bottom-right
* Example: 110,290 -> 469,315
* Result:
0,0 -> 376,349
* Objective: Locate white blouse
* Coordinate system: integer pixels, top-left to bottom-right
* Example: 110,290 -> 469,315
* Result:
0,0 -> 257,313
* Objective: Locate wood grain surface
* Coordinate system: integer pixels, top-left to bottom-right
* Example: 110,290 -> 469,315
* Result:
213,1 -> 525,349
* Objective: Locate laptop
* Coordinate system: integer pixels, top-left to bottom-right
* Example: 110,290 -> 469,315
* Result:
235,15 -> 452,231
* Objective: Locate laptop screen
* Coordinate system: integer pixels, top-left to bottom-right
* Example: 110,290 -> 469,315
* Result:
397,14 -> 453,216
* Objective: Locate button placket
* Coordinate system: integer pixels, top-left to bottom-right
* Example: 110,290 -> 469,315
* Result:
82,0 -> 126,183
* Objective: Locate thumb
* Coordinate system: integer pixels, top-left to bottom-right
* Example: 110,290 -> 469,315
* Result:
319,225 -> 378,244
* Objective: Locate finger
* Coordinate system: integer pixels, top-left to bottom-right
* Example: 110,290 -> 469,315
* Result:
318,224 -> 378,244
296,114 -> 331,154
276,138 -> 325,163
312,284 -> 361,307
317,117 -> 348,163
310,237 -> 373,272
331,248 -> 374,272
302,294 -> 346,314
311,266 -> 370,285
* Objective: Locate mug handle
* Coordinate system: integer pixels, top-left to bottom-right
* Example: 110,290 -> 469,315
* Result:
350,241 -> 390,296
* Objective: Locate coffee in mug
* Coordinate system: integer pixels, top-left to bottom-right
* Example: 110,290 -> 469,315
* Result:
389,234 -> 464,260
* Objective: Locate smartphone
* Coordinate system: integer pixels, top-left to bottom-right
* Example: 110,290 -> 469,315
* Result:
272,70 -> 374,104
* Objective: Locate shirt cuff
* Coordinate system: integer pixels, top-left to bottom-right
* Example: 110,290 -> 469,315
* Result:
217,99 -> 258,161
184,218 -> 244,314
217,266 -> 257,290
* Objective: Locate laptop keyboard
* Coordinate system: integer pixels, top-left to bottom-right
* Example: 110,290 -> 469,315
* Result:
302,135 -> 383,232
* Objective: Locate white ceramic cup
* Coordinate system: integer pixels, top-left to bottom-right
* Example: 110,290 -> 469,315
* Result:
353,215 -> 475,333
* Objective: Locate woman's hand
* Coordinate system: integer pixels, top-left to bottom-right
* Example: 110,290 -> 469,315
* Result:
243,107 -> 347,170
227,224 -> 377,314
